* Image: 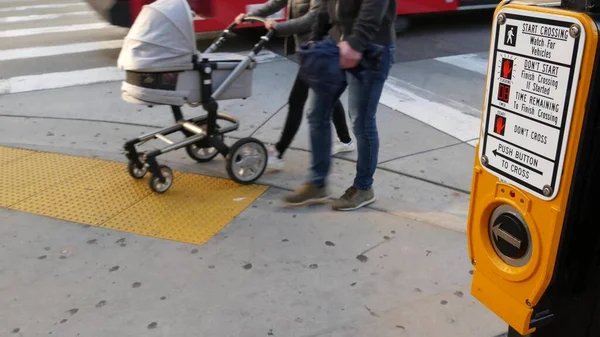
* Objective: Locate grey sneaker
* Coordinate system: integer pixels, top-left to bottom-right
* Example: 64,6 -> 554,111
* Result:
282,183 -> 330,207
332,186 -> 375,211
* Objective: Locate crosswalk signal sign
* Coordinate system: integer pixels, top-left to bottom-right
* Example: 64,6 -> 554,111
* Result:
467,1 -> 600,336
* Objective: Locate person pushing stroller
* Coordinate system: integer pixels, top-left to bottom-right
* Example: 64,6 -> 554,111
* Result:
234,0 -> 355,171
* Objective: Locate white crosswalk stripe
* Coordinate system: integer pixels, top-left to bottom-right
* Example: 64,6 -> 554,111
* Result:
435,53 -> 489,75
0,39 -> 123,61
0,10 -> 93,23
0,3 -> 86,11
380,77 -> 482,142
0,0 -> 290,92
0,0 -> 490,146
0,22 -> 111,37
0,66 -> 123,94
0,0 -> 125,90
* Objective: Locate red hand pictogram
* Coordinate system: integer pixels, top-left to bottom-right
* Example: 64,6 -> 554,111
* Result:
502,60 -> 512,78
495,117 -> 505,134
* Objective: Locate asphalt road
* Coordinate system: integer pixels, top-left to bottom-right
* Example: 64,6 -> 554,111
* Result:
202,8 -> 496,63
197,8 -> 496,113
0,1 -> 495,112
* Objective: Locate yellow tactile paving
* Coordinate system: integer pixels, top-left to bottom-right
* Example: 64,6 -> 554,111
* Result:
0,146 -> 268,245
0,151 -> 102,207
12,161 -> 152,226
0,146 -> 37,166
103,172 -> 266,244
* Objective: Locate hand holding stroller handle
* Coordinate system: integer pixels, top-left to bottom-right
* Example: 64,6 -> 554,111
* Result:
224,16 -> 264,31
204,16 -> 274,54
243,16 -> 277,37
241,16 -> 268,24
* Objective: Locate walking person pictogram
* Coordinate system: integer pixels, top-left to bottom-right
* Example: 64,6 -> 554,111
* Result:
504,25 -> 518,46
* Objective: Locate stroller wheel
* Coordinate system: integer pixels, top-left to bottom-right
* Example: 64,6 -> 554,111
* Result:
149,165 -> 174,193
185,139 -> 221,163
185,123 -> 223,163
128,160 -> 148,179
225,138 -> 267,184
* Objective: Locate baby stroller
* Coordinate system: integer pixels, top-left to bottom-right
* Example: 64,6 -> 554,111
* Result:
117,0 -> 274,193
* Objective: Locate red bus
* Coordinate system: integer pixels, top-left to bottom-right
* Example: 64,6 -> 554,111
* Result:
88,0 -> 500,33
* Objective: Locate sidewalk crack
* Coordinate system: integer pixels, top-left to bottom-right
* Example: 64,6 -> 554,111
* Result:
378,141 -> 464,165
249,102 -> 287,138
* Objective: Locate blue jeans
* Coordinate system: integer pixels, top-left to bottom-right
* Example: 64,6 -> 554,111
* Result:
306,43 -> 395,190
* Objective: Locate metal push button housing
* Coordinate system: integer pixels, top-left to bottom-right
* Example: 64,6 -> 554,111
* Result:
489,204 -> 532,267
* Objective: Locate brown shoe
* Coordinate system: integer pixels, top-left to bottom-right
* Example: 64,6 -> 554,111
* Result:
331,186 -> 376,211
282,183 -> 330,207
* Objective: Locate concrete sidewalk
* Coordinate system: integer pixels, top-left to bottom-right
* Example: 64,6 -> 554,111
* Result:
0,50 -> 476,232
0,50 -> 507,336
1,191 -> 503,337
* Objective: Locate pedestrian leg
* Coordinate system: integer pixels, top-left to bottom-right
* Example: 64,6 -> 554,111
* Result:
282,88 -> 336,206
331,99 -> 356,156
268,72 -> 309,170
332,44 -> 394,211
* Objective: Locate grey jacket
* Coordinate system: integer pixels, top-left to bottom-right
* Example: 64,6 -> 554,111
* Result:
247,0 -> 319,55
310,0 -> 396,53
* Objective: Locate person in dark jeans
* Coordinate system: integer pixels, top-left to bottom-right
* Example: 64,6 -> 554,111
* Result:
283,0 -> 397,211
235,0 -> 355,171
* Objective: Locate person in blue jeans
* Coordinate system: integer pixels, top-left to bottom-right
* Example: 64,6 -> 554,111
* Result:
234,0 -> 356,173
283,0 -> 396,211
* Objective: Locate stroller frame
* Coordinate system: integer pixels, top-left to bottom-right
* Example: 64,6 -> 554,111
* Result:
123,17 -> 274,193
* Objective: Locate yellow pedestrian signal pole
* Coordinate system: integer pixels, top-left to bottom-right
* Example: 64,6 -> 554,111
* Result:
467,0 -> 600,336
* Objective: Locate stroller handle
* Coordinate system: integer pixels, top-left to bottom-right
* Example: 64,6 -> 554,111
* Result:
241,16 -> 276,39
203,16 -> 276,54
241,16 -> 268,24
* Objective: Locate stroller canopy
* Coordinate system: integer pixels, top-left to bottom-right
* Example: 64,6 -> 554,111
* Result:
117,0 -> 197,71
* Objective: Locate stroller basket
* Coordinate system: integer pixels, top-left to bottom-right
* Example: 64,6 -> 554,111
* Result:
116,0 -> 274,193
121,53 -> 257,106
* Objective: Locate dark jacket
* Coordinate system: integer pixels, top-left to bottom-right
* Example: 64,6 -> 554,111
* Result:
309,0 -> 396,53
297,37 -> 383,97
247,0 -> 319,55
